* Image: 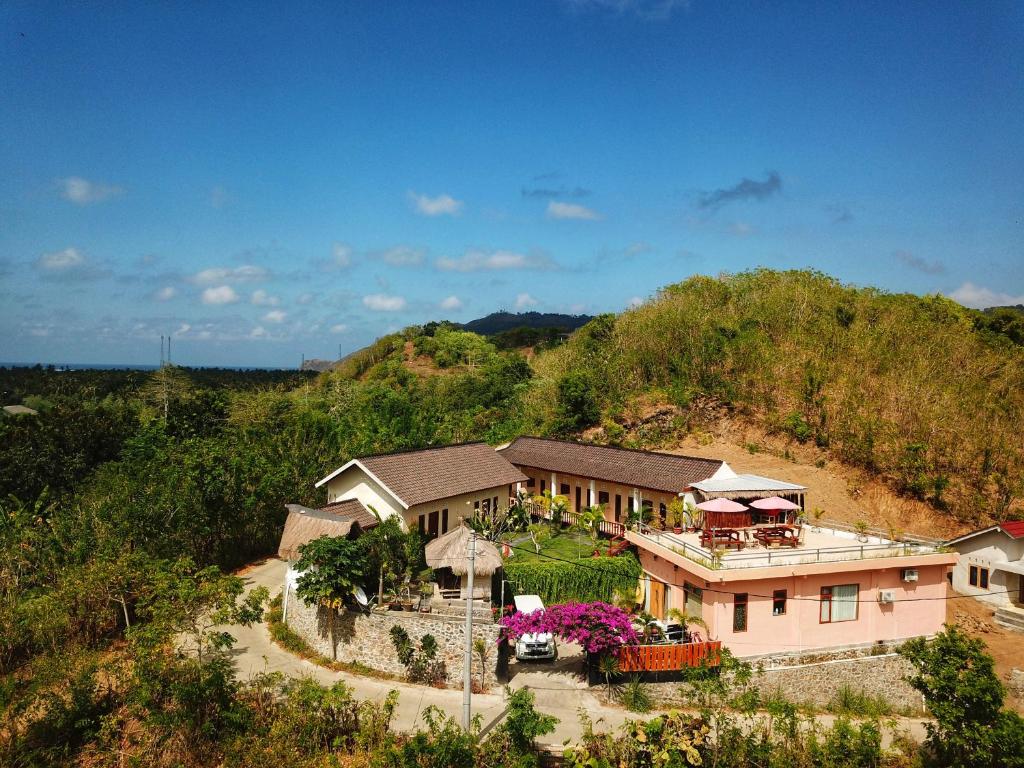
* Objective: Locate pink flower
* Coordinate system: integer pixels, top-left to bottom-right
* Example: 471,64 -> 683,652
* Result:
499,601 -> 639,654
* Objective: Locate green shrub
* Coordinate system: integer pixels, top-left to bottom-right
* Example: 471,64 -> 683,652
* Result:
504,553 -> 641,605
619,676 -> 652,713
826,684 -> 893,717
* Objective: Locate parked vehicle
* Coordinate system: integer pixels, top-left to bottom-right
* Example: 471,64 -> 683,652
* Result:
512,594 -> 557,661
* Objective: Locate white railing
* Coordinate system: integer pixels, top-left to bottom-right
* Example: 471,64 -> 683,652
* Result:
632,523 -> 944,570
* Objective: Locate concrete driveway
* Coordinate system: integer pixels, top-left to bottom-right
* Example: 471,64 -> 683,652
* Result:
227,557 -> 928,749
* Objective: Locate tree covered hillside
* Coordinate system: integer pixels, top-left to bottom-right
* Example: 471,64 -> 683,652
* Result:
527,270 -> 1024,524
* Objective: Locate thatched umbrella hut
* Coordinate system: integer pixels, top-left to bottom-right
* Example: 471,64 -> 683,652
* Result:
424,524 -> 501,602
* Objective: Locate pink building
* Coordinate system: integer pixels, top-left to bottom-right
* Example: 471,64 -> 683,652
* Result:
500,437 -> 955,658
631,526 -> 954,657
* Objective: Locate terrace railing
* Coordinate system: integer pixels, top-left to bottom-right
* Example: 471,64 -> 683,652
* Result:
528,501 -> 626,539
632,523 -> 944,570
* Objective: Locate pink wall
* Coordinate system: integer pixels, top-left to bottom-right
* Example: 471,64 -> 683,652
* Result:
639,550 -> 949,657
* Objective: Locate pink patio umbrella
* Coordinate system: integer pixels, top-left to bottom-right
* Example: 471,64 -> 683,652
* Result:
749,496 -> 801,524
695,498 -> 749,513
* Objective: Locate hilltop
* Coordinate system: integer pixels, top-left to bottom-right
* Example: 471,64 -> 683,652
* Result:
326,269 -> 1023,532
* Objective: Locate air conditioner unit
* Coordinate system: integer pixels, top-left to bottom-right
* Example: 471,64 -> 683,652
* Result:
901,568 -> 919,583
878,589 -> 896,604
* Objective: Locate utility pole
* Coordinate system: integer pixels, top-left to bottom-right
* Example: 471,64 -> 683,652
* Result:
462,530 -> 476,730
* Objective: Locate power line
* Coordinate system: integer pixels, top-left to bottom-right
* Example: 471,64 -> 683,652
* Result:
501,541 -> 1015,605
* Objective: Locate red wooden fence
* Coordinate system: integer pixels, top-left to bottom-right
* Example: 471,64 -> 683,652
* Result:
616,641 -> 722,673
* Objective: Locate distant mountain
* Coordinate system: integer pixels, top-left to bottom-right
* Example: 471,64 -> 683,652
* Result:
458,311 -> 594,336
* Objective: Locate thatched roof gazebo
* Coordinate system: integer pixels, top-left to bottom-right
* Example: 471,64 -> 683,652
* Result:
424,524 -> 501,602
424,524 -> 502,576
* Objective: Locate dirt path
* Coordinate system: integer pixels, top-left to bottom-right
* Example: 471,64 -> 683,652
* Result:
229,558 -> 931,747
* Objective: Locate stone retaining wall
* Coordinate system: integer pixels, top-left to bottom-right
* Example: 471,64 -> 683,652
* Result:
644,651 -> 924,715
284,584 -> 502,689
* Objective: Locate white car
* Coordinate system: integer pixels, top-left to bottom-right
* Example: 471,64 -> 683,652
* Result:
513,594 -> 557,661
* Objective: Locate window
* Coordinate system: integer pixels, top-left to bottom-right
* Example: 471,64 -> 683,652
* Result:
598,491 -> 609,505
540,479 -> 546,493
493,496 -> 498,512
428,510 -> 439,538
772,589 -> 787,616
969,566 -> 978,587
418,514 -> 425,534
659,502 -> 667,527
733,593 -> 748,632
474,500 -> 480,512
980,567 -> 990,589
441,508 -> 449,534
820,584 -> 858,623
526,476 -> 536,488
575,486 -> 582,510
614,494 -> 622,521
683,582 -> 703,619
560,483 -> 570,496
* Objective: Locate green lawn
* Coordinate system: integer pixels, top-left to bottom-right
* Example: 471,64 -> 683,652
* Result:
506,528 -> 605,564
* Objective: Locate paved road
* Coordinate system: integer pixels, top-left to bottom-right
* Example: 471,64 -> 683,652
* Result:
227,558 -> 928,749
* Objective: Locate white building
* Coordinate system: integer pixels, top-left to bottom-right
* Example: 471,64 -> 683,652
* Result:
946,521 -> 1024,618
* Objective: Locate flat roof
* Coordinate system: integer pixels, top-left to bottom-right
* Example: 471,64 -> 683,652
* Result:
692,473 -> 806,496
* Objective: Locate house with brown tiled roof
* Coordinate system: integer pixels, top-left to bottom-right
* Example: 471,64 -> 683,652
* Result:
497,436 -> 738,528
314,442 -> 528,539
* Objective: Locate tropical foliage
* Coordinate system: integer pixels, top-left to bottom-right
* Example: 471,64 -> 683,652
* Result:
503,552 -> 641,605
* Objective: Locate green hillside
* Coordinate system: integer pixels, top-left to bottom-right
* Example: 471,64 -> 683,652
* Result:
527,270 -> 1024,524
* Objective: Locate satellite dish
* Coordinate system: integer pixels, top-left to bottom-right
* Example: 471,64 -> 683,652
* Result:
353,587 -> 368,607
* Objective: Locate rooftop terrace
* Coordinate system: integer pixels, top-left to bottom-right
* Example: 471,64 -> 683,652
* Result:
631,521 -> 946,570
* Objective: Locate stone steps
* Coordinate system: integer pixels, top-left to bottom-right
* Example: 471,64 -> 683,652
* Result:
994,607 -> 1024,633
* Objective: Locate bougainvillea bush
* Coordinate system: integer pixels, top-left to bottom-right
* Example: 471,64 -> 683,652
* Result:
499,601 -> 639,654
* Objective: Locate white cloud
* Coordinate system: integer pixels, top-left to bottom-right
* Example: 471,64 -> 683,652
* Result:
58,176 -> 123,205
546,200 -> 601,220
263,309 -> 287,323
628,296 -> 644,308
201,285 -> 240,305
947,282 -> 1024,309
330,323 -> 349,334
440,295 -> 463,310
436,249 -> 554,272
297,292 -> 316,305
376,245 -> 425,266
250,289 -> 280,306
38,247 -> 85,271
155,286 -> 177,301
410,191 -> 463,216
192,265 -> 268,285
249,325 -> 268,339
331,243 -> 352,269
363,293 -> 407,311
35,247 -> 110,282
515,293 -> 538,309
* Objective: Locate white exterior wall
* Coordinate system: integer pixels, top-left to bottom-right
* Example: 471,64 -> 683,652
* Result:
325,466 -> 405,523
407,483 -> 516,534
950,531 -> 1024,607
326,464 -> 516,534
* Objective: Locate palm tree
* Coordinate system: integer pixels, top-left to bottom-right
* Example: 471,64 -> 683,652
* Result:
667,607 -> 709,642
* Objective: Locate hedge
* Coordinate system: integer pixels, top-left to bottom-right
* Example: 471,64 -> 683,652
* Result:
503,553 -> 641,605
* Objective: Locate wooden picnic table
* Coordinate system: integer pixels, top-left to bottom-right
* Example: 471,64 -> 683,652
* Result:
753,525 -> 799,548
700,527 -> 745,550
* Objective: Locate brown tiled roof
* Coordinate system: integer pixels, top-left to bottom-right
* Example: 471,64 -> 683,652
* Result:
320,499 -> 380,529
350,442 -> 528,508
498,436 -> 723,494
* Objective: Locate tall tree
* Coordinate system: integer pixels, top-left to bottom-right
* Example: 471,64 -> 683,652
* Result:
294,536 -> 366,660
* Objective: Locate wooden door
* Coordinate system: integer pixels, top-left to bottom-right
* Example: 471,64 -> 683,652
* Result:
649,580 -> 666,620
1019,574 -> 1024,606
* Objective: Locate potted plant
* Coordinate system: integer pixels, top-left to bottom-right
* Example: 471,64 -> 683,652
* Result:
854,519 -> 870,543
668,499 -> 686,534
811,507 -> 826,532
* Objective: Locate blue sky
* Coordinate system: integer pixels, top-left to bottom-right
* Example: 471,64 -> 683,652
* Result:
1,1 -> 1022,367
